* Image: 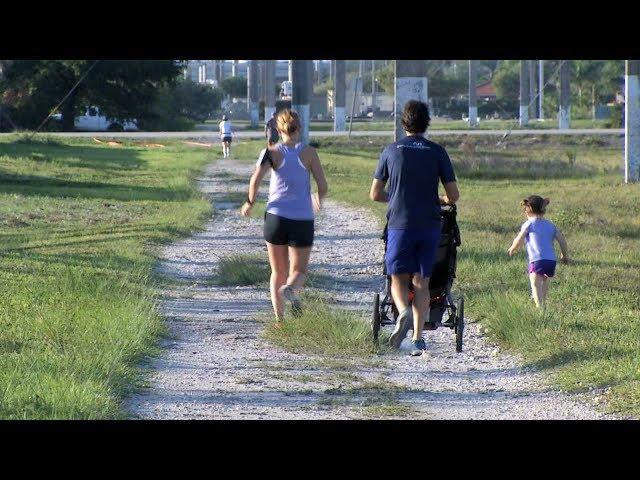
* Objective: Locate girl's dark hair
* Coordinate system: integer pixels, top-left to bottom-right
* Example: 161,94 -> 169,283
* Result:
521,195 -> 550,214
401,100 -> 431,134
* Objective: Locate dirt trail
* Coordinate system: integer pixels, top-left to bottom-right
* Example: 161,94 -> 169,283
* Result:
126,158 -> 617,419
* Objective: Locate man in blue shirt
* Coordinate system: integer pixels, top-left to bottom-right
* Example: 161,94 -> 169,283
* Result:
370,100 -> 460,356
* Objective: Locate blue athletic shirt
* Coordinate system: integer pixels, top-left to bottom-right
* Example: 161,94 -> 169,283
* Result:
374,135 -> 456,230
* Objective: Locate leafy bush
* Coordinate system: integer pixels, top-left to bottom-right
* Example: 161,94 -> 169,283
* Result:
219,76 -> 247,98
138,79 -> 221,130
607,104 -> 623,128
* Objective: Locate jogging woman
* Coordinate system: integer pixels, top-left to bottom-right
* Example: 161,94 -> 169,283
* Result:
241,109 -> 328,322
219,115 -> 233,158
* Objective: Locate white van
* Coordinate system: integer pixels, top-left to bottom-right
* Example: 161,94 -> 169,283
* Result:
75,107 -> 138,131
52,107 -> 138,131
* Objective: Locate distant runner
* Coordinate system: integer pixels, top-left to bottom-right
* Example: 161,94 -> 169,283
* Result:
265,111 -> 279,146
219,115 -> 233,158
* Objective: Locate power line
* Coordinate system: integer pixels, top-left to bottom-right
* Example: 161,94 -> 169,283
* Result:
30,60 -> 100,137
497,60 -> 567,146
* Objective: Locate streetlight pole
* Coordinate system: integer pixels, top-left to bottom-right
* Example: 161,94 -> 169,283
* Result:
519,60 -> 529,127
468,60 -> 478,127
334,60 -> 346,131
539,60 -> 544,120
292,60 -> 312,144
559,60 -> 571,130
625,60 -> 640,183
371,60 -> 377,118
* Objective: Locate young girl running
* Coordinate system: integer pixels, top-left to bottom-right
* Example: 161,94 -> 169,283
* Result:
508,195 -> 570,308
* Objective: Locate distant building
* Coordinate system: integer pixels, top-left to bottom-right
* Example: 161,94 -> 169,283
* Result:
184,60 -> 327,87
475,81 -> 497,101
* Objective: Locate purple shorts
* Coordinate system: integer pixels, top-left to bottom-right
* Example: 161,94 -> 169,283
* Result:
529,259 -> 556,277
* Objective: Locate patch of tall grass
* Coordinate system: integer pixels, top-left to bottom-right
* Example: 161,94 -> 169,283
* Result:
213,254 -> 270,286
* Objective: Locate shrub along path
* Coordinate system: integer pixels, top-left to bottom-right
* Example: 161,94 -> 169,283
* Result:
126,158 -> 619,419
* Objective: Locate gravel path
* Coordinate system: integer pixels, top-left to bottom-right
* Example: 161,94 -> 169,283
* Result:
126,157 -> 618,419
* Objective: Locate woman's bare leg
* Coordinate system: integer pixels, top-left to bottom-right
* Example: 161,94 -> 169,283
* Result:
286,246 -> 312,292
266,242 -> 289,319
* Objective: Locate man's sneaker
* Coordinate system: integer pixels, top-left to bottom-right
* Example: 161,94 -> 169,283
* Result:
389,308 -> 413,349
410,338 -> 427,356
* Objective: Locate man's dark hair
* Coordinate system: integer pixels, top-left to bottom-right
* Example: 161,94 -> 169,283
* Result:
401,100 -> 430,134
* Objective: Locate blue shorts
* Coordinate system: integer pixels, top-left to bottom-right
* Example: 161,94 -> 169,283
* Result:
385,227 -> 441,278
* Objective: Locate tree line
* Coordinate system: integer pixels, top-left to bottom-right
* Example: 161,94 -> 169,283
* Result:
0,60 -> 248,132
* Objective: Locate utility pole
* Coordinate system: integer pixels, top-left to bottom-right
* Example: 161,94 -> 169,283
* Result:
394,61 -> 428,141
468,60 -> 478,127
371,60 -> 377,117
288,60 -> 293,82
559,60 -> 571,129
519,60 -> 529,127
529,60 -> 536,119
292,60 -> 312,144
232,60 -> 239,77
247,60 -> 259,127
264,60 -> 276,120
259,61 -> 266,118
625,60 -> 640,183
334,60 -> 346,131
329,60 -> 333,86
539,60 -> 544,120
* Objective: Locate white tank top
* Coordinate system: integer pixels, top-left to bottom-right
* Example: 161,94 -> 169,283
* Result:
219,120 -> 233,137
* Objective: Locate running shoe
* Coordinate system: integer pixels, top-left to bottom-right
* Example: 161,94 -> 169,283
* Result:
389,308 -> 413,349
410,338 -> 427,356
280,285 -> 303,317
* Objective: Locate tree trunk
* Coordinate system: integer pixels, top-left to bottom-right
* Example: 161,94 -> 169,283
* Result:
60,89 -> 77,131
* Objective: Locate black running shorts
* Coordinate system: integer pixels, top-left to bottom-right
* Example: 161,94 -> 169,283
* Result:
222,136 -> 232,143
264,212 -> 314,247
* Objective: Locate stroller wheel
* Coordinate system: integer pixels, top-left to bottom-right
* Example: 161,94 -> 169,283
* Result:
455,297 -> 464,353
371,293 -> 381,343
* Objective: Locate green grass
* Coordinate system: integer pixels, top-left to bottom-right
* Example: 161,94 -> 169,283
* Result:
0,134 -> 214,418
318,376 -> 412,418
212,254 -> 270,286
204,118 -> 612,132
263,294 -> 377,357
235,134 -> 640,417
428,118 -> 612,131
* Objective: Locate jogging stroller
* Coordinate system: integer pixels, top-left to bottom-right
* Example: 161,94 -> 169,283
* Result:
371,204 -> 465,352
